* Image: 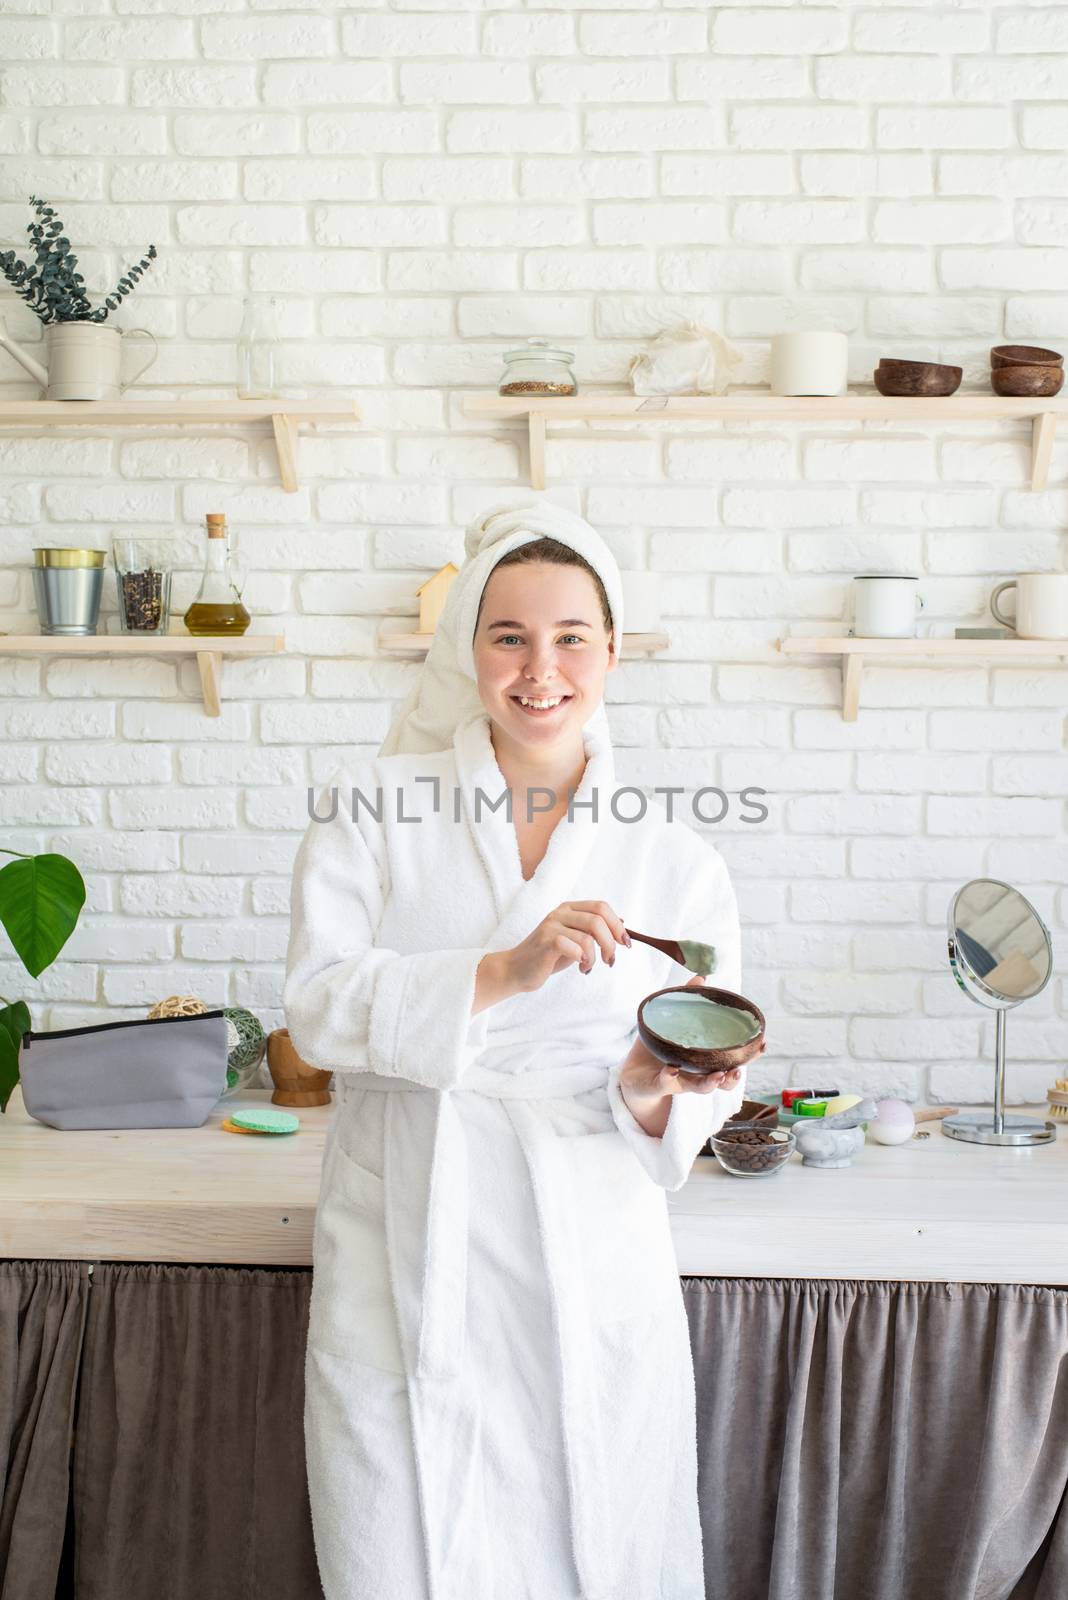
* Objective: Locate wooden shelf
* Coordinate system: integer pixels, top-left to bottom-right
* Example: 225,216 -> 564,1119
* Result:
0,399 -> 361,493
462,392 -> 1068,491
379,629 -> 670,656
0,631 -> 285,717
778,635 -> 1068,721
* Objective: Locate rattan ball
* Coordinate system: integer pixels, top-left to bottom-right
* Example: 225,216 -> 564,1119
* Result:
223,1006 -> 267,1091
147,995 -> 208,1019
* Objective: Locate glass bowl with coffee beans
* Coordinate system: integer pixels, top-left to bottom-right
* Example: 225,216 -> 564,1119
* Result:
710,1124 -> 795,1178
112,537 -> 175,634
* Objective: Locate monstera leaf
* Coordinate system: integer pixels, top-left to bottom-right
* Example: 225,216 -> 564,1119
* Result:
0,853 -> 85,978
0,850 -> 86,1113
0,1001 -> 30,1115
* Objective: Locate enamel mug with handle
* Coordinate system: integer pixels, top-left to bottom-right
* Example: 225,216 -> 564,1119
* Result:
990,574 -> 1068,639
849,574 -> 925,639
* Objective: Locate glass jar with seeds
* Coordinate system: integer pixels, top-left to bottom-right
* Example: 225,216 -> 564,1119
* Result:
112,537 -> 175,635
498,338 -> 577,397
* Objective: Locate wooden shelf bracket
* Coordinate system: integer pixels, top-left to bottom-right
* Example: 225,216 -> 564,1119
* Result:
196,651 -> 222,717
528,411 -> 547,491
1032,412 -> 1057,491
271,413 -> 300,493
841,653 -> 864,722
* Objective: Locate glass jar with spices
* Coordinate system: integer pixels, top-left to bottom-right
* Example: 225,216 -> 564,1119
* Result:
112,537 -> 175,635
498,338 -> 577,397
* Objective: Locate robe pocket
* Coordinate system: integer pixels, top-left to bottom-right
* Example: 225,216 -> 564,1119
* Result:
308,1138 -> 406,1374
563,1129 -> 680,1325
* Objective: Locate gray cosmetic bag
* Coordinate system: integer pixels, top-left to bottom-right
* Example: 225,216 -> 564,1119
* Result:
19,1010 -> 230,1130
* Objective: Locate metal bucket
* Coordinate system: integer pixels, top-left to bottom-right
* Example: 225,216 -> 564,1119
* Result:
31,565 -> 104,635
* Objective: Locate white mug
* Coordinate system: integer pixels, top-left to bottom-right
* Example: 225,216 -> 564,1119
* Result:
619,570 -> 661,633
850,574 -> 925,639
770,331 -> 848,397
990,573 -> 1068,639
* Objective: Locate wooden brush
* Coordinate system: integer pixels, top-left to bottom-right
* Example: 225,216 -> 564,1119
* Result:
1046,1080 -> 1068,1121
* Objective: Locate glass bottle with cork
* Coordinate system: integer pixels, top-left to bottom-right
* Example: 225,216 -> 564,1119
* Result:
183,513 -> 251,636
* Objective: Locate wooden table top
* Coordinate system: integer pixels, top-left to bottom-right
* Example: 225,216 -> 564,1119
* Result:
2,1086 -> 1065,1282
0,1087 -> 330,1267
675,1109 -> 1068,1284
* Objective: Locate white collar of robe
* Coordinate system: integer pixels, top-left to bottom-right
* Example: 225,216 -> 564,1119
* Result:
452,711 -> 617,944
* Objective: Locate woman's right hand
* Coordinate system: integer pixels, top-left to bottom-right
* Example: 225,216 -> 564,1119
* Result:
506,900 -> 630,993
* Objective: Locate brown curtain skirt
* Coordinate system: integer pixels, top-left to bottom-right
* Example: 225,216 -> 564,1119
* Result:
72,1263 -> 322,1600
683,1277 -> 1068,1600
4,1266 -> 1068,1600
0,1263 -> 88,1600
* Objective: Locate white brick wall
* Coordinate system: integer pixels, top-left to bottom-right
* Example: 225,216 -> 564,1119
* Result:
1,0 -> 1066,1107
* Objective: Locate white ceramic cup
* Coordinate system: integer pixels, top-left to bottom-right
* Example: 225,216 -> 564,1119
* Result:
770,331 -> 848,397
990,573 -> 1068,639
850,575 -> 925,639
619,570 -> 661,633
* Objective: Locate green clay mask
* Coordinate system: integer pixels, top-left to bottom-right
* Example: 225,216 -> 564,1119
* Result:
644,992 -> 759,1051
677,939 -> 717,977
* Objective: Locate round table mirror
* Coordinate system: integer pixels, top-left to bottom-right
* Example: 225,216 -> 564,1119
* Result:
944,878 -> 1056,1146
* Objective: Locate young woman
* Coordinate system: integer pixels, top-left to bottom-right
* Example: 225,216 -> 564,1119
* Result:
284,502 -> 750,1600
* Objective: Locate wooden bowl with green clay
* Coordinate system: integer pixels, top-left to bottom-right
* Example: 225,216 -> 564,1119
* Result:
636,985 -> 766,1077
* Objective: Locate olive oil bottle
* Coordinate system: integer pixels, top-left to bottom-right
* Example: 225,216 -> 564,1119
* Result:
183,513 -> 250,636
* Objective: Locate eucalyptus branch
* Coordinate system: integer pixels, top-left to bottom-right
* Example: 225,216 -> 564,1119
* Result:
1,196 -> 157,326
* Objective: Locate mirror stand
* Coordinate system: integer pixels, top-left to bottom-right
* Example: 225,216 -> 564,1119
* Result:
943,1010 -> 1055,1146
943,879 -> 1057,1148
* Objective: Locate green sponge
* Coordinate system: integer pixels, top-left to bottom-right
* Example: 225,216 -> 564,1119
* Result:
228,1107 -> 300,1135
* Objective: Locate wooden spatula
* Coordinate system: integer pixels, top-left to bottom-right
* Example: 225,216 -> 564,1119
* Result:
624,927 -> 716,977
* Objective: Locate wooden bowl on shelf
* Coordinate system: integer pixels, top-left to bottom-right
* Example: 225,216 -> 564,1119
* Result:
990,344 -> 1063,369
874,358 -> 962,396
991,364 -> 1065,397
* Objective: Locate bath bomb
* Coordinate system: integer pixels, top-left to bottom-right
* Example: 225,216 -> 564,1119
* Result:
824,1093 -> 862,1118
869,1098 -> 915,1145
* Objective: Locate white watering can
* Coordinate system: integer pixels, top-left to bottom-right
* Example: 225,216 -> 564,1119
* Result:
0,315 -> 157,400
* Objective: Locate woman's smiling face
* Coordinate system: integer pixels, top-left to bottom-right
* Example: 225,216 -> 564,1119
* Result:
472,561 -> 617,748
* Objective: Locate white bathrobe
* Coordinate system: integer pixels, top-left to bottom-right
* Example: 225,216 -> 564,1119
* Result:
284,709 -> 746,1600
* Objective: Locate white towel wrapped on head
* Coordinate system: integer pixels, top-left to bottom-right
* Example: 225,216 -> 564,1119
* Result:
379,497 -> 625,757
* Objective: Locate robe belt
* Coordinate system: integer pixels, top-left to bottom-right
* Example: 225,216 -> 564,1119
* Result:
339,1066 -> 617,1599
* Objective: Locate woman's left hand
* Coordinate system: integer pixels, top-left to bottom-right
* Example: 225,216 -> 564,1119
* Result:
618,975 -> 763,1106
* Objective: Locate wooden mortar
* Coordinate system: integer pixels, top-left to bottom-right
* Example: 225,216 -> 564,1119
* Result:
266,1028 -> 333,1107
